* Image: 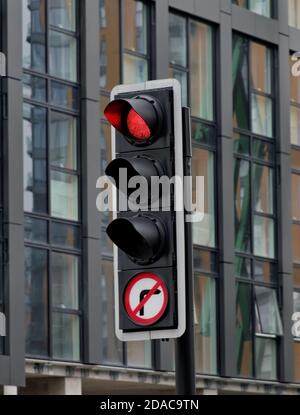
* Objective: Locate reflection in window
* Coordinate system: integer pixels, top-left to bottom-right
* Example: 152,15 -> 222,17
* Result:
50,112 -> 77,170
22,0 -> 46,71
52,253 -> 79,310
52,312 -> 80,361
51,171 -> 78,221
99,0 -> 120,90
194,275 -> 217,374
232,0 -> 272,17
23,74 -> 46,102
192,148 -> 215,248
51,81 -> 79,110
123,54 -> 148,84
292,174 -> 300,221
255,286 -> 283,335
25,247 -> 48,356
127,341 -> 152,368
100,260 -> 123,365
122,0 -> 148,84
189,21 -> 213,121
255,337 -> 277,380
49,0 -> 76,32
236,283 -> 253,377
169,13 -> 187,67
49,30 -> 77,81
253,216 -> 274,259
23,104 -> 47,214
24,216 -> 48,244
289,0 -> 300,29
234,159 -> 251,253
124,0 -> 147,54
233,36 -> 273,137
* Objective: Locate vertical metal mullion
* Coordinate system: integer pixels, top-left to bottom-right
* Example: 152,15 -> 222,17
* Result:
252,282 -> 256,377
186,16 -> 190,108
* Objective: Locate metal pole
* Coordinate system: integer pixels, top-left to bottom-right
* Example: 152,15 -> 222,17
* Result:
175,107 -> 196,395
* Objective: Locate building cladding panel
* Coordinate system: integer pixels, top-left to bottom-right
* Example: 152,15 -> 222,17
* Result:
0,0 -> 299,394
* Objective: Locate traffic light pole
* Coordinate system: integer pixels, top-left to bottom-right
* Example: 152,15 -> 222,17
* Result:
175,107 -> 196,395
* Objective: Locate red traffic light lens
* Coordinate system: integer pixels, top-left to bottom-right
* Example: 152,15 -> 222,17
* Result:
103,95 -> 163,145
127,108 -> 151,141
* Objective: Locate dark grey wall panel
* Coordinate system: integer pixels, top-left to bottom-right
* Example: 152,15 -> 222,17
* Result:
289,28 -> 300,52
154,0 -> 169,79
0,0 -> 25,387
279,273 -> 294,382
81,0 -> 101,364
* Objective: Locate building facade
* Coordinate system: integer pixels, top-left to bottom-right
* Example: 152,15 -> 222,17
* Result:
0,0 -> 300,395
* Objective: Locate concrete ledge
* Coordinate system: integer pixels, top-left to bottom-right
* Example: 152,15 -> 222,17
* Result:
24,359 -> 300,395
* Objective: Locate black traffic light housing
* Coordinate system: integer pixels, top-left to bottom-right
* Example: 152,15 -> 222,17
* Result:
103,80 -> 185,341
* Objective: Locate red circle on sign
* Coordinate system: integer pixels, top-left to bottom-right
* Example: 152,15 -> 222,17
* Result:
124,273 -> 168,326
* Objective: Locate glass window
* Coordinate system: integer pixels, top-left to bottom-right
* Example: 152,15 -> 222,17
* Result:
49,0 -> 76,32
24,216 -> 48,244
233,35 -> 249,131
232,0 -> 272,17
249,0 -> 271,17
23,104 -> 47,214
50,112 -> 77,170
22,0 -> 46,71
253,215 -> 275,259
253,165 -> 273,214
52,312 -> 80,361
254,260 -> 276,283
51,81 -> 79,110
49,30 -> 77,81
168,67 -> 188,107
255,337 -> 277,380
23,74 -> 46,102
234,133 -> 250,156
235,256 -> 252,279
291,149 -> 300,171
291,106 -> 300,146
127,341 -> 152,368
100,260 -> 124,365
251,94 -> 273,138
295,342 -> 300,382
25,247 -> 48,356
253,139 -> 274,162
292,174 -> 300,221
99,0 -> 120,90
169,13 -> 187,67
236,283 -> 253,377
192,148 -> 215,248
51,171 -> 78,221
189,21 -> 213,121
293,223 -> 300,262
255,286 -> 283,335
123,0 -> 147,54
194,249 -> 217,274
294,291 -> 300,314
294,266 -> 300,288
194,276 -> 217,374
250,42 -> 271,94
52,253 -> 79,310
233,36 -> 273,137
123,54 -> 148,84
289,0 -> 300,29
51,222 -> 81,250
234,159 -> 251,253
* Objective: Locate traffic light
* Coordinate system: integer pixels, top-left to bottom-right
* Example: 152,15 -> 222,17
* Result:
103,80 -> 185,341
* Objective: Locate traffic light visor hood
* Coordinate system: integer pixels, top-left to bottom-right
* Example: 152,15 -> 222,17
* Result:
104,95 -> 163,143
106,216 -> 165,263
